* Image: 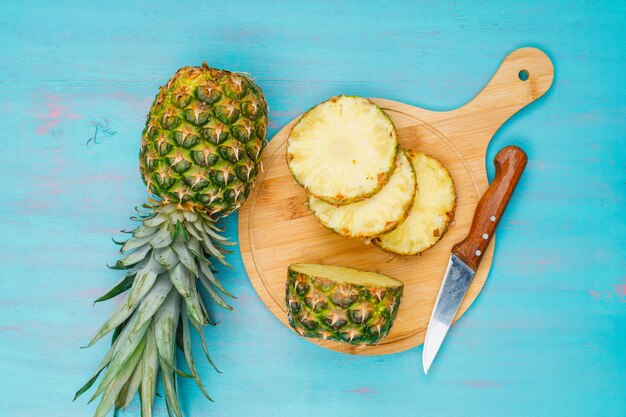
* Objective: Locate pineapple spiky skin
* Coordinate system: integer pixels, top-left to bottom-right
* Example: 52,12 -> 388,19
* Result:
139,63 -> 268,217
285,264 -> 403,345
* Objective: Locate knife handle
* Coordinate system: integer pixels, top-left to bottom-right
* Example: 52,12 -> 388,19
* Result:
452,146 -> 527,271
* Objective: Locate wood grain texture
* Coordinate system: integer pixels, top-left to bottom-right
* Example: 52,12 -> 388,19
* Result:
1,1 -> 625,417
453,146 -> 527,271
239,47 -> 553,355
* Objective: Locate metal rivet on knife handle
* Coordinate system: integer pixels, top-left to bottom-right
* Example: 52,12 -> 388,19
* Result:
451,146 -> 527,271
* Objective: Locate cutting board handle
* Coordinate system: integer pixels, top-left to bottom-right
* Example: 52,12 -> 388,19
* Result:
448,47 -> 554,146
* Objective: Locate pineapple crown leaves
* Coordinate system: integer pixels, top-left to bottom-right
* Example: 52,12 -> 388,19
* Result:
76,202 -> 236,417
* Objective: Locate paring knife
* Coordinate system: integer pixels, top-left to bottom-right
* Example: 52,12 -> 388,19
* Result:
422,145 -> 527,374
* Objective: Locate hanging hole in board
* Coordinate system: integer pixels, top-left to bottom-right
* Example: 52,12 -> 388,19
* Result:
518,69 -> 529,81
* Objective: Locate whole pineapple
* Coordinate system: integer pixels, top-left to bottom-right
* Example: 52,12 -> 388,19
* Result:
76,63 -> 267,417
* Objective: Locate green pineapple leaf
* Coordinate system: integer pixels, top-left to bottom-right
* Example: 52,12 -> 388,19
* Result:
180,312 -> 213,401
139,326 -> 159,416
126,269 -> 158,308
172,241 -> 198,277
198,271 -> 233,311
93,337 -> 146,417
173,221 -> 189,242
187,311 -> 220,373
94,274 -> 135,304
198,261 -> 236,299
149,225 -> 173,249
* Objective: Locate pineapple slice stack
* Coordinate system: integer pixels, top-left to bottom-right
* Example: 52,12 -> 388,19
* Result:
308,150 -> 416,238
374,150 -> 456,254
287,95 -> 456,256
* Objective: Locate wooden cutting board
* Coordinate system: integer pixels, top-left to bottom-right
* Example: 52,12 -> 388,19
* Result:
238,47 -> 554,355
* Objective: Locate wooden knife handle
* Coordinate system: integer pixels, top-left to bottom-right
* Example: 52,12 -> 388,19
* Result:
451,146 -> 527,271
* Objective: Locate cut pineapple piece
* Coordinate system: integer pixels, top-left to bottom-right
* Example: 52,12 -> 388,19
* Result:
286,263 -> 403,345
308,150 -> 416,238
373,150 -> 456,255
287,95 -> 397,204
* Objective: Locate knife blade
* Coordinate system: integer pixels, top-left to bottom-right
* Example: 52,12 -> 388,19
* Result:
423,146 -> 528,374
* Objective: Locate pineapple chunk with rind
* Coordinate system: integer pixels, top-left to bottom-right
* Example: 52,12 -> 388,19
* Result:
286,263 -> 403,346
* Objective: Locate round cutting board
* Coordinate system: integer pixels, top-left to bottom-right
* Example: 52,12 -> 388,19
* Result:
239,47 -> 554,355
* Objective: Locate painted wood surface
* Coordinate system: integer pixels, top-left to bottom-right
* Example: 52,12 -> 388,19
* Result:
0,1 -> 624,416
240,48 -> 552,355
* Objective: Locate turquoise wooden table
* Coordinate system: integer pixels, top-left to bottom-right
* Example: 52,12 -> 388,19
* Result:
1,1 -> 624,416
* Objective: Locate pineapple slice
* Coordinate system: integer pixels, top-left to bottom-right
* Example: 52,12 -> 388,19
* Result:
286,263 -> 404,345
373,150 -> 456,255
308,150 -> 416,238
287,95 -> 397,204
